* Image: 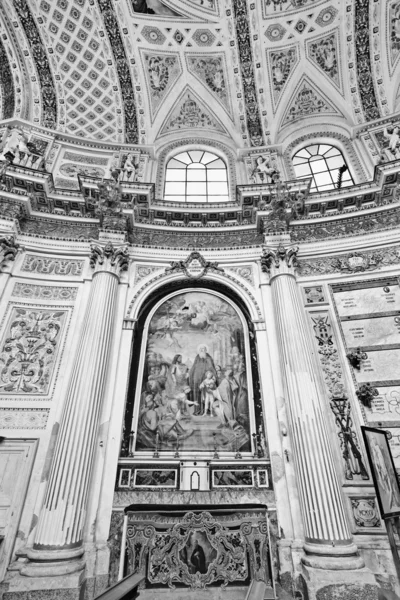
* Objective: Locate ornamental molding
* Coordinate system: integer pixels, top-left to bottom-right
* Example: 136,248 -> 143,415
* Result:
165,251 -> 224,279
296,246 -> 400,277
21,255 -> 84,277
261,243 -> 299,275
0,408 -> 50,429
11,282 -> 78,302
90,241 -> 129,277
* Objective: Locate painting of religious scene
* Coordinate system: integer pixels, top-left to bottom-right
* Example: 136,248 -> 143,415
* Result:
135,291 -> 251,453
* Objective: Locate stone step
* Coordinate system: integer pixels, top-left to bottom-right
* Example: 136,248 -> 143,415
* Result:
137,586 -> 250,600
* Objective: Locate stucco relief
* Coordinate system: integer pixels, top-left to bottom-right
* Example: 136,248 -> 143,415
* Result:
0,408 -> 50,429
21,255 -> 84,276
159,88 -> 228,136
0,307 -> 67,394
307,30 -> 342,93
186,54 -> 232,118
267,45 -> 299,110
142,51 -> 182,121
280,76 -> 342,128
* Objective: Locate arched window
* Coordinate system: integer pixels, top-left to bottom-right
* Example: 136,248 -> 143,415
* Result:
292,144 -> 354,192
164,150 -> 229,203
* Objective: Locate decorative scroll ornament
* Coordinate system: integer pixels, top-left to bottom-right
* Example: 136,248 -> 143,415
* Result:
330,388 -> 369,481
165,251 -> 224,279
311,315 -> 368,481
90,242 -> 129,277
0,309 -> 65,394
125,510 -> 271,590
261,244 -> 298,275
0,236 -> 19,269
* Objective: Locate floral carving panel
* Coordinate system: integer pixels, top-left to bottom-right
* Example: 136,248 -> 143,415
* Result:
142,52 -> 182,122
186,54 -> 232,118
307,30 -> 342,93
0,308 -> 67,395
267,45 -> 299,110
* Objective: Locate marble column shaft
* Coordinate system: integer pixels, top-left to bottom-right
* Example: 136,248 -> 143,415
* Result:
27,243 -> 128,562
267,245 -> 351,546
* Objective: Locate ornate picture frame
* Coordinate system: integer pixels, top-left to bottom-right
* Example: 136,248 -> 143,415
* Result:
361,426 -> 400,519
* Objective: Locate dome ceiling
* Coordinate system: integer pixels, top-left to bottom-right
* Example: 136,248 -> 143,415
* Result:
0,0 -> 397,147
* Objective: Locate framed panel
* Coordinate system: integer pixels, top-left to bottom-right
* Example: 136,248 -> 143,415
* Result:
133,469 -> 178,488
362,426 -> 400,518
118,468 -> 131,488
211,469 -> 254,488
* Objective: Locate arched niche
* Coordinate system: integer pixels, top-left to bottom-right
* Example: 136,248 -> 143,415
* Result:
121,280 -> 265,459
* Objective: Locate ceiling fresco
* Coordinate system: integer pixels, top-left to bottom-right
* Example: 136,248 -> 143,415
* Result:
0,0 -> 398,147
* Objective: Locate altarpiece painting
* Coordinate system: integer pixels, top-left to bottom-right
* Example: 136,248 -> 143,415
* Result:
134,290 -> 252,453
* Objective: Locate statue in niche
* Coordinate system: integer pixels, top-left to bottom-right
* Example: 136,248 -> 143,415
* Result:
134,291 -> 251,453
251,155 -> 279,184
119,153 -> 138,182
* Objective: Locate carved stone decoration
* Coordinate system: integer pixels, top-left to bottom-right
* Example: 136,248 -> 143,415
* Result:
0,200 -> 23,220
330,391 -> 369,481
97,0 -> 138,143
90,242 -> 129,276
159,88 -> 228,136
311,314 -> 369,481
125,510 -> 271,590
297,246 -> 400,276
12,0 -> 57,129
267,46 -> 299,110
135,265 -> 163,284
351,498 -> 381,528
307,30 -> 342,92
232,0 -> 264,146
356,383 -> 379,409
258,181 -> 306,236
165,251 -> 224,279
142,51 -> 182,121
21,256 -> 84,276
261,244 -> 298,274
227,266 -> 254,287
0,408 -> 50,429
107,511 -> 125,586
186,54 -> 232,118
0,308 -> 66,394
0,38 -> 15,120
0,236 -> 19,269
11,283 -> 78,301
280,76 -> 342,128
354,0 -> 381,121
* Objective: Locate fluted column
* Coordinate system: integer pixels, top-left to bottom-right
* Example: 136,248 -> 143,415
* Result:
262,241 -> 361,567
24,242 -> 129,576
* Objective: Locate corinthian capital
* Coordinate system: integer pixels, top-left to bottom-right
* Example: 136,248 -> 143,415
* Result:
0,236 -> 19,269
90,242 -> 129,277
261,243 -> 298,276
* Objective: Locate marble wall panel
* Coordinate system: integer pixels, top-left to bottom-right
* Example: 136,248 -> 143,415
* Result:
366,386 -> 400,422
334,284 -> 400,317
356,350 -> 400,383
341,316 -> 400,347
387,428 -> 400,472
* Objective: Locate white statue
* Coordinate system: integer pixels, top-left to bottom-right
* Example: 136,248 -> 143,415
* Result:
251,155 -> 279,184
120,153 -> 137,182
383,124 -> 400,159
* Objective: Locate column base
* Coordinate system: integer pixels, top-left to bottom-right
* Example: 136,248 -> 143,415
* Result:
302,542 -> 365,570
3,570 -> 86,600
22,547 -> 85,577
299,563 -> 379,600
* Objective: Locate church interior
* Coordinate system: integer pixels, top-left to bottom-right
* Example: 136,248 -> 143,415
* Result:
1,0 -> 400,599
